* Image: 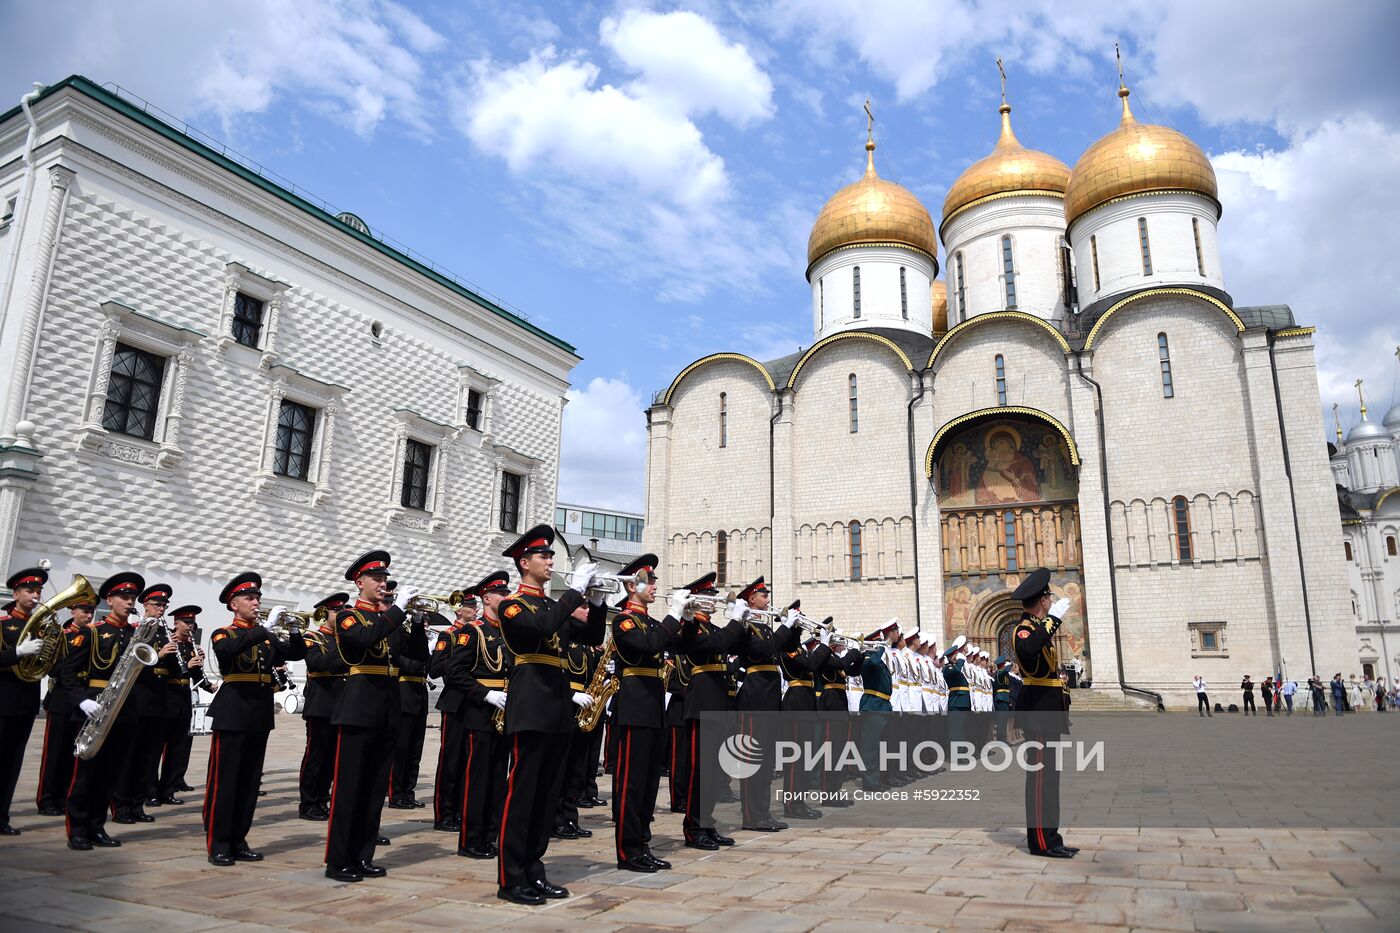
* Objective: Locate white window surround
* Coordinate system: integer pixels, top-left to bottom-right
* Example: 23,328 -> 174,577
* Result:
386,408 -> 455,533
457,364 -> 501,438
77,300 -> 204,473
1188,620 -> 1228,659
217,261 -> 289,366
489,442 -> 543,536
252,362 -> 348,509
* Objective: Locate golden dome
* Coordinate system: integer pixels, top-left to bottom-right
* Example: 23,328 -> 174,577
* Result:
1064,85 -> 1218,229
941,103 -> 1070,229
807,139 -> 937,271
930,280 -> 948,333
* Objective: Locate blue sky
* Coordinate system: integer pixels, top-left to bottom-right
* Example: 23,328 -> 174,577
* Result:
5,0 -> 1399,511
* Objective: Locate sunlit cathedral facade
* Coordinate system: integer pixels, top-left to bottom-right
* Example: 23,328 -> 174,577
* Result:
643,77 -> 1361,708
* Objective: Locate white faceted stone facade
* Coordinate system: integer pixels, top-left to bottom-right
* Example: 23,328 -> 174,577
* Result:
0,80 -> 578,627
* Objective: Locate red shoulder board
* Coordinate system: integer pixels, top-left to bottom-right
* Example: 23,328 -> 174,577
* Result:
456,632 -> 471,646
503,604 -> 522,619
619,619 -> 635,632
1017,629 -> 1030,639
212,630 -> 228,642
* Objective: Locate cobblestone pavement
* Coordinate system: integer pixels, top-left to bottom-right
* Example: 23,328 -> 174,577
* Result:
0,721 -> 1396,932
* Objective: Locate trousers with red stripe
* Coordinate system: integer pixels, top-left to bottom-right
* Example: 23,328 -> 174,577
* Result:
497,730 -> 569,888
203,729 -> 269,857
1023,732 -> 1063,854
457,726 -> 507,851
682,719 -> 724,841
612,724 -> 665,861
667,723 -> 690,810
325,724 -> 393,868
434,712 -> 464,825
65,722 -> 132,841
299,715 -> 334,812
388,707 -> 426,803
739,713 -> 779,824
36,713 -> 78,812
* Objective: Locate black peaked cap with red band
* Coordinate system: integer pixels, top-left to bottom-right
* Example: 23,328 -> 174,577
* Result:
344,550 -> 391,582
471,571 -> 511,599
680,572 -> 717,595
785,599 -> 801,613
98,572 -> 145,601
618,553 -> 658,582
385,580 -> 398,593
737,577 -> 768,602
139,583 -> 173,604
6,567 -> 48,590
501,524 -> 555,562
804,614 -> 834,645
219,572 -> 262,607
171,605 -> 202,619
314,592 -> 349,611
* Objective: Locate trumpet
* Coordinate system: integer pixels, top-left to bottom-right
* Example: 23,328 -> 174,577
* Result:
286,606 -> 330,627
676,590 -> 737,614
255,608 -> 303,636
551,565 -> 652,596
406,591 -> 469,613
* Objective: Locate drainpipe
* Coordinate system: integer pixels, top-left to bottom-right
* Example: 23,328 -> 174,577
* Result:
1073,352 -> 1165,710
769,391 -> 783,578
1267,337 -> 1318,676
905,369 -> 926,632
0,83 -> 46,388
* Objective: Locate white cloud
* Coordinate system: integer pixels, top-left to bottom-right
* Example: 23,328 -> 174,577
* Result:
559,377 -> 648,512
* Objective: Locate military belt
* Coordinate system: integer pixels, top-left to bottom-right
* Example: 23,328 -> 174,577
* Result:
399,676 -> 426,684
622,667 -> 661,678
1021,675 -> 1061,687
348,665 -> 393,677
476,678 -> 507,689
746,664 -> 779,674
995,689 -> 1011,695
569,681 -> 586,691
514,653 -> 563,669
224,674 -> 273,684
306,671 -> 331,679
822,682 -> 846,690
169,679 -> 190,686
151,667 -> 171,675
863,689 -> 891,701
690,663 -> 727,675
88,680 -> 110,688
786,679 -> 813,688
949,686 -> 970,692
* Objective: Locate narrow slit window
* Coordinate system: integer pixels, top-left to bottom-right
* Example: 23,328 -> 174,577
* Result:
1172,496 -> 1193,561
400,439 -> 432,510
848,374 -> 859,433
1138,217 -> 1153,275
819,278 -> 824,328
955,252 -> 966,319
1158,332 -> 1175,398
995,354 -> 1007,405
899,267 -> 908,319
1387,536 -> 1397,557
1192,218 -> 1206,276
716,530 -> 728,586
1002,236 -> 1017,308
719,392 -> 728,448
852,266 -> 861,318
1090,235 -> 1101,291
849,521 -> 862,581
1344,541 -> 1353,562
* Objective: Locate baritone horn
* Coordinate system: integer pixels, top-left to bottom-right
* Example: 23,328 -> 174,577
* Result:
12,573 -> 98,682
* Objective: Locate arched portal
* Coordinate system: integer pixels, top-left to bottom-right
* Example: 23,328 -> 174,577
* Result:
934,413 -> 1090,674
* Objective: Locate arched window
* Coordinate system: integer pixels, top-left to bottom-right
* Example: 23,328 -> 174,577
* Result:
955,252 -> 966,320
852,266 -> 861,318
1003,510 -> 1018,571
1345,541 -> 1354,562
1172,496 -> 1193,561
1138,217 -> 1153,275
1090,235 -> 1101,291
718,392 -> 728,447
1388,536 -> 1397,557
848,374 -> 859,433
1158,333 -> 1175,398
899,266 -> 908,319
994,354 -> 1007,405
716,530 -> 728,585
1192,218 -> 1206,276
1001,236 -> 1017,308
849,521 -> 863,581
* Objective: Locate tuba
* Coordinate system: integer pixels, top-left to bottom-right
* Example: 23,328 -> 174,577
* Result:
74,614 -> 161,760
12,574 -> 97,682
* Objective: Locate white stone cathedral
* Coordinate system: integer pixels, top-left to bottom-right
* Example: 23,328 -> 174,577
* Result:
643,80 -> 1359,707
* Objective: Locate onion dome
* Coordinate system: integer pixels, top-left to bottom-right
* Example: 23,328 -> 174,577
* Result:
1064,83 -> 1219,229
1346,410 -> 1392,444
807,137 -> 937,272
930,280 -> 948,333
1383,402 -> 1400,433
941,102 -> 1070,229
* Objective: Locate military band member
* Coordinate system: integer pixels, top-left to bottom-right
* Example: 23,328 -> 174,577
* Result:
943,637 -> 972,751
36,592 -> 92,816
450,571 -> 513,859
554,605 -> 598,840
1011,568 -> 1077,859
817,632 -> 864,805
62,571 -> 144,850
779,620 -> 831,820
1,566 -> 49,834
578,641 -> 608,810
299,592 -> 348,821
106,583 -> 170,824
494,525 -> 607,905
609,555 -> 682,872
387,605 -> 431,810
993,655 -> 1013,743
733,577 -> 801,833
428,587 -> 480,832
154,605 -> 204,804
857,623 -> 897,792
324,551 -> 414,882
204,573 -> 307,866
664,652 -> 688,813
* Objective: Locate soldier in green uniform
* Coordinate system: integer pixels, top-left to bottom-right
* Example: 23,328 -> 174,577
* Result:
857,622 -> 897,791
993,655 -> 1013,743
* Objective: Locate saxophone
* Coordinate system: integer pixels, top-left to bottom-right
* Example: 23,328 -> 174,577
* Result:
577,636 -> 617,733
74,615 -> 161,760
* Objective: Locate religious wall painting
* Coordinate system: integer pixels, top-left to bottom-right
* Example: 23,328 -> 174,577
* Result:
938,419 -> 1077,510
942,570 -> 1087,663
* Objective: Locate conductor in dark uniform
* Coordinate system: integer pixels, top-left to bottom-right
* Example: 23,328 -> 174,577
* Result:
494,525 -> 608,905
203,572 -> 306,866
1010,568 -> 1078,859
298,593 -> 348,821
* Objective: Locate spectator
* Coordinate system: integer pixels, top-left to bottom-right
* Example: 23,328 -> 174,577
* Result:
1309,677 -> 1326,716
1376,677 -> 1387,712
1241,675 -> 1257,716
1349,675 -> 1365,713
1193,675 -> 1211,717
1331,674 -> 1346,716
1280,678 -> 1296,716
1261,677 -> 1275,717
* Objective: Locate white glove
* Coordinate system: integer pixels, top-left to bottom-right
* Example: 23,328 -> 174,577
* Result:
663,693 -> 672,711
394,586 -> 418,612
570,562 -> 598,595
780,608 -> 798,629
1049,597 -> 1071,620
819,628 -> 831,647
727,598 -> 748,622
79,699 -> 100,718
485,690 -> 507,710
571,691 -> 595,710
587,587 -> 607,608
668,589 -> 692,622
16,638 -> 44,658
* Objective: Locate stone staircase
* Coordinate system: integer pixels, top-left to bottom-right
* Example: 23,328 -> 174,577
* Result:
1065,686 -> 1158,711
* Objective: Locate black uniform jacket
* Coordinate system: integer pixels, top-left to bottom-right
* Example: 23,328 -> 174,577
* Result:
395,613 -> 432,716
1012,610 -> 1068,724
497,584 -> 606,735
208,619 -> 307,732
42,622 -> 85,718
734,619 -> 800,712
0,605 -> 41,716
779,644 -> 831,712
429,621 -> 471,715
611,602 -> 682,729
441,615 -> 513,732
56,618 -> 137,724
127,617 -> 172,719
679,612 -> 745,720
664,656 -> 687,728
301,624 -> 348,719
818,647 -> 863,712
331,599 -> 407,730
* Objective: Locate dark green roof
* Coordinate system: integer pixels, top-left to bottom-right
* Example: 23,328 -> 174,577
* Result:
1,76 -> 576,355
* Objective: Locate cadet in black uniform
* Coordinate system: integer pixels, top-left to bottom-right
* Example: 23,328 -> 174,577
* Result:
154,605 -> 204,804
204,572 -> 306,865
428,588 -> 480,832
36,592 -> 93,816
298,592 -> 348,821
664,652 -> 688,813
578,640 -> 608,809
324,551 -> 412,882
1,566 -> 49,834
494,525 -> 607,905
676,571 -> 744,849
387,605 -> 431,809
62,572 -> 144,850
779,619 -> 831,820
554,616 -> 597,840
113,583 -> 172,823
450,572 -> 513,858
1010,568 -> 1077,859
817,634 -> 863,805
733,578 -> 800,832
609,555 -> 683,872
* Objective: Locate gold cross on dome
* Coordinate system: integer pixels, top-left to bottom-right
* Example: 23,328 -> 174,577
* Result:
1115,42 -> 1125,88
1356,378 -> 1367,417
997,57 -> 1007,104
864,98 -> 874,140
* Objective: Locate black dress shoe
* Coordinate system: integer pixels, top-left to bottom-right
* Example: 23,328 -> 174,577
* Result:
577,796 -> 600,808
176,782 -> 195,792
708,830 -> 735,846
669,804 -> 686,813
824,797 -> 853,808
616,855 -> 658,872
784,805 -> 822,820
685,834 -> 720,850
112,813 -> 135,825
642,849 -> 672,870
208,852 -> 235,866
716,789 -> 740,803
1058,845 -> 1080,855
357,860 -> 387,877
1050,845 -> 1078,857
571,823 -> 592,838
0,823 -> 19,836
233,845 -> 264,862
533,879 -> 569,899
411,798 -> 425,808
742,819 -> 782,832
68,837 -> 92,851
300,808 -> 330,822
487,842 -> 500,857
551,823 -> 580,839
160,795 -> 184,806
432,820 -> 460,833
325,865 -> 363,883
38,805 -> 65,816
386,798 -> 414,810
145,797 -> 163,807
497,884 -> 545,905
770,818 -> 789,830
131,809 -> 155,823
375,835 -> 390,845
1030,847 -> 1073,858
457,843 -> 494,859
91,832 -> 121,847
